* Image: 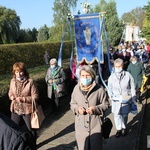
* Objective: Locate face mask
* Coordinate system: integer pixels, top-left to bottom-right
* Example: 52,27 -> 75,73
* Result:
50,65 -> 56,70
132,61 -> 137,64
80,78 -> 92,86
115,68 -> 122,73
16,76 -> 24,81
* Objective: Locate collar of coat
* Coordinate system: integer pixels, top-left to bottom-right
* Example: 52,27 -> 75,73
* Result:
113,70 -> 126,81
77,80 -> 99,96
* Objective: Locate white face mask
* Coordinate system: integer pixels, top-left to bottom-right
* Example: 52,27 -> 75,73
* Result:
115,68 -> 122,73
50,65 -> 56,70
132,61 -> 137,64
16,76 -> 24,81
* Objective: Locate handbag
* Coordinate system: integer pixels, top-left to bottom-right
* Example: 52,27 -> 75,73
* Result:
56,83 -> 67,97
56,83 -> 67,93
30,100 -> 45,129
101,117 -> 113,139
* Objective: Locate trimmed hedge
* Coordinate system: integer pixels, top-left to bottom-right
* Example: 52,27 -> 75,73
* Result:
0,41 -> 72,74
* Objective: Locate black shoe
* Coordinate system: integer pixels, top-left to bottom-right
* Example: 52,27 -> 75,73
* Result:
122,129 -> 126,136
115,130 -> 121,138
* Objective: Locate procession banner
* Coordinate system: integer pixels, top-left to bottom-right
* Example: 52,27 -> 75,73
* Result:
74,13 -> 104,64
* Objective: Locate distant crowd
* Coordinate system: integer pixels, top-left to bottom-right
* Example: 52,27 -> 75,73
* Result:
107,41 -> 150,72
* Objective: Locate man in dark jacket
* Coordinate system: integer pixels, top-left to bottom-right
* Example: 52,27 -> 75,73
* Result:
0,113 -> 36,150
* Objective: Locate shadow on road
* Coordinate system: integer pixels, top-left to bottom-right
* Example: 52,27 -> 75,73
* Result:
37,123 -> 75,149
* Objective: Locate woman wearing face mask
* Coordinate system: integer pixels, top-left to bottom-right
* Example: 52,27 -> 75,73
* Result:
115,45 -> 131,71
127,56 -> 145,104
70,65 -> 109,150
45,58 -> 67,114
8,62 -> 39,147
108,58 -> 136,138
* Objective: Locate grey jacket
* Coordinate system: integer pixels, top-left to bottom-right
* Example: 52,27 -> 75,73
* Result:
70,81 -> 109,150
108,71 -> 136,114
45,66 -> 66,98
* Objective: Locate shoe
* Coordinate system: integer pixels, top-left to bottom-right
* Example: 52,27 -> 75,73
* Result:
115,130 -> 121,138
122,129 -> 126,136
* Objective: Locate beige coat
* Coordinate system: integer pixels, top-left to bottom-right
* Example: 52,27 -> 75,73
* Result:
70,81 -> 109,150
8,78 -> 39,114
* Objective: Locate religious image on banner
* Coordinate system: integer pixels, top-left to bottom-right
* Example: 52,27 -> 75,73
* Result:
74,13 -> 104,64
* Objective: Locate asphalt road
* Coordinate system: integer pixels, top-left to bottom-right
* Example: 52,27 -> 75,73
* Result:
36,92 -> 146,150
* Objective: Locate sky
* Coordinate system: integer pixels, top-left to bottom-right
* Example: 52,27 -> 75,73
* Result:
0,0 -> 149,30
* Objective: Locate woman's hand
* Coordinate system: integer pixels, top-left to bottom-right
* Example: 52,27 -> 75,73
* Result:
86,106 -> 95,114
48,79 -> 53,84
78,107 -> 86,115
15,97 -> 24,103
10,95 -> 16,101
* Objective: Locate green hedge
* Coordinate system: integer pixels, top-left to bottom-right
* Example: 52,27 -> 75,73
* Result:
0,41 -> 72,74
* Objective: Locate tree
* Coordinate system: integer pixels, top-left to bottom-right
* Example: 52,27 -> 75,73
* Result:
37,25 -> 49,42
0,6 -> 21,44
104,0 -> 122,46
31,28 -> 38,42
53,0 -> 78,25
91,0 -> 107,13
16,28 -> 38,43
92,0 -> 122,46
49,0 -> 78,42
121,7 -> 145,29
141,1 -> 150,42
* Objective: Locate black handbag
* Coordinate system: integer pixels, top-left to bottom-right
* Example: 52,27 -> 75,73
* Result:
101,117 -> 113,139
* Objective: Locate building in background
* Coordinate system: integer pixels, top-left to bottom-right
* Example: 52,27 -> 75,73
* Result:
125,25 -> 140,42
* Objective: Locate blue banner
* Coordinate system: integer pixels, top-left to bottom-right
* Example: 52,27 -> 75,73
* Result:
74,13 -> 104,64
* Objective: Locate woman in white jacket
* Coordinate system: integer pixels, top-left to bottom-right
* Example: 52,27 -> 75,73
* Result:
108,58 -> 136,138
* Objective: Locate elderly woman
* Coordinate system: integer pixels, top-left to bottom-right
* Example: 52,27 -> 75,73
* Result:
70,65 -> 109,150
108,58 -> 136,138
45,58 -> 67,114
127,56 -> 145,104
8,62 -> 39,145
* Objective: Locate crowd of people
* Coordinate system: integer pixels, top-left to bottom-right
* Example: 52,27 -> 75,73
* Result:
108,41 -> 149,72
0,40 -> 149,150
69,40 -> 150,149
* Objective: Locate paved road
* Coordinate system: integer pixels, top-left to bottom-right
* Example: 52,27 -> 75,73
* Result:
36,93 -> 146,150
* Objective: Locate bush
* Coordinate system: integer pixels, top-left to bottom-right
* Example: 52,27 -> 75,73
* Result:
0,41 -> 72,74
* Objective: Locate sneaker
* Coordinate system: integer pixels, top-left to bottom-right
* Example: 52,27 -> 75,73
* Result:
115,130 -> 121,138
122,128 -> 126,136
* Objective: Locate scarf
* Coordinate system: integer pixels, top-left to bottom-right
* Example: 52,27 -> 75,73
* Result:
13,78 -> 26,115
51,67 -> 59,91
80,82 -> 93,95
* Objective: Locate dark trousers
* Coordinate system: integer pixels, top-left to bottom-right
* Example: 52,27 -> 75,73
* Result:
136,88 -> 141,101
11,112 -> 37,143
50,91 -> 60,113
